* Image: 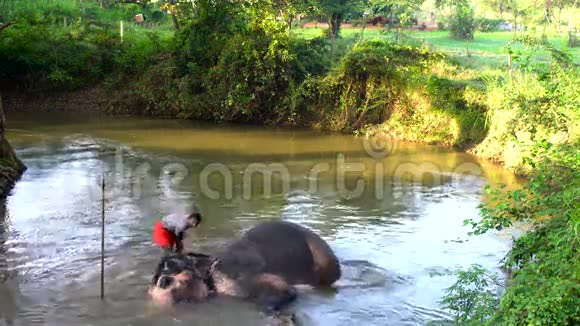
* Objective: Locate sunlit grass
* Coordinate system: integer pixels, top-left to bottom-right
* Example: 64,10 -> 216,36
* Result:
0,0 -> 175,40
291,27 -> 580,69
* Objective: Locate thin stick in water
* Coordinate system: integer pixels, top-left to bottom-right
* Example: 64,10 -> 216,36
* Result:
100,174 -> 105,300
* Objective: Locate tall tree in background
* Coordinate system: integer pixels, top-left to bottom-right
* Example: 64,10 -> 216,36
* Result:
505,0 -> 524,34
159,0 -> 181,30
311,0 -> 365,58
552,0 -> 578,33
450,0 -> 476,40
385,0 -> 424,41
482,0 -> 507,18
368,0 -> 390,17
273,0 -> 313,29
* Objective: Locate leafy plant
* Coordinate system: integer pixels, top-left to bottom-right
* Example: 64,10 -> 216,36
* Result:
438,264 -> 503,325
450,1 -> 476,40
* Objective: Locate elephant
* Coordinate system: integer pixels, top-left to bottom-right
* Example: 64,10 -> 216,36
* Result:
147,220 -> 341,313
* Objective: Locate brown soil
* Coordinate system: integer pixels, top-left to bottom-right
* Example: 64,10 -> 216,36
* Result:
3,86 -> 108,114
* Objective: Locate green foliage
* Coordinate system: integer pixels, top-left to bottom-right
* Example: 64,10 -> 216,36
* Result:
203,10 -> 300,123
383,0 -> 425,29
0,0 -> 172,90
311,0 -> 366,40
129,0 -> 332,124
290,39 -> 444,131
494,216 -> 580,325
439,42 -> 580,323
480,37 -> 578,152
506,35 -> 574,72
438,264 -> 503,325
424,76 -> 487,146
440,139 -> 580,325
367,0 -> 390,16
450,1 -> 476,40
477,18 -> 505,32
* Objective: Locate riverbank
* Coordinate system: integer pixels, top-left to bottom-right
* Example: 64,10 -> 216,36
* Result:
2,1 -> 577,177
1,77 -> 494,162
0,95 -> 26,198
0,62 -> 572,177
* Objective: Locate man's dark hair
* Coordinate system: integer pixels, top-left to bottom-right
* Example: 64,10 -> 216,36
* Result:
189,212 -> 202,227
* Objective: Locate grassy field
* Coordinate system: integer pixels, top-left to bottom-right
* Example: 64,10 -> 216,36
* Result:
291,27 -> 580,69
0,0 -> 176,42
0,0 -> 176,89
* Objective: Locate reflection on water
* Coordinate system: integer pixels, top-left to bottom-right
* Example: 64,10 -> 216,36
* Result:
0,112 -> 523,325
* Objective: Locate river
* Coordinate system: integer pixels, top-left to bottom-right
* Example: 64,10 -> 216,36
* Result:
0,111 -> 522,326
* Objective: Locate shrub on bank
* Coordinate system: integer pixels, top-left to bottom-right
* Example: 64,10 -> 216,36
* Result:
437,37 -> 580,325
289,40 -> 445,130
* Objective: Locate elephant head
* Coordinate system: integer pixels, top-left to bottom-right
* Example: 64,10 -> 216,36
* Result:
147,252 -> 216,306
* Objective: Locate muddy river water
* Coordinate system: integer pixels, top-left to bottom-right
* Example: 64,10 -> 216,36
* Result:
0,112 -> 522,326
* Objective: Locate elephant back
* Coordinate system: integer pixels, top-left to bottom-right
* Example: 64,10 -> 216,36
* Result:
228,220 -> 341,286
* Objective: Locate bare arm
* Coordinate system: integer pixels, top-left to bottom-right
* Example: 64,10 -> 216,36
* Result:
175,233 -> 184,254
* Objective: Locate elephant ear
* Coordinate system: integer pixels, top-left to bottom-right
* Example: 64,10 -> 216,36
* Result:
215,242 -> 266,279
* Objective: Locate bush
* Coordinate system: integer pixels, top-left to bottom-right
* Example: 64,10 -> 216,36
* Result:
203,18 -> 300,123
450,2 -> 476,40
438,38 -> 580,325
290,39 -> 444,131
477,18 -> 505,32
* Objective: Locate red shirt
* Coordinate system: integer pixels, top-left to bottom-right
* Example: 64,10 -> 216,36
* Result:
153,220 -> 178,248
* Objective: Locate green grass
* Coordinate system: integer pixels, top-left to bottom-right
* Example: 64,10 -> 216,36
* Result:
0,0 -> 176,41
0,0 -> 176,89
291,27 -> 580,69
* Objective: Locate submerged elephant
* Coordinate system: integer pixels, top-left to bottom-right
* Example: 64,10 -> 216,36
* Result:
147,220 -> 341,311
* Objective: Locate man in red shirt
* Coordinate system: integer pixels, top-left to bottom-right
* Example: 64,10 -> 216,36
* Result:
153,206 -> 202,255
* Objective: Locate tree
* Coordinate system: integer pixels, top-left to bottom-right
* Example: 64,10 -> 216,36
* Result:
273,0 -> 313,30
481,0 -> 508,18
450,0 -> 476,40
367,0 -> 390,17
382,0 -> 424,41
552,0 -> 578,33
160,0 -> 181,30
311,0 -> 366,58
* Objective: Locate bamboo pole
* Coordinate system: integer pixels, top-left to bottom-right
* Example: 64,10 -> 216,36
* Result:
100,174 -> 105,300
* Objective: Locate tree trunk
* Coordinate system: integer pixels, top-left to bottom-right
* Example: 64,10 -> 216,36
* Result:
557,7 -> 563,33
0,94 -> 5,139
330,32 -> 335,63
169,0 -> 180,30
98,0 -> 103,9
329,13 -> 342,63
513,12 -> 518,36
544,0 -> 552,23
568,0 -> 578,47
330,13 -> 341,40
171,13 -> 180,30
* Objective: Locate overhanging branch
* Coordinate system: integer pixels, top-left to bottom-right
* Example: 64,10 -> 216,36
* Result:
0,22 -> 15,32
